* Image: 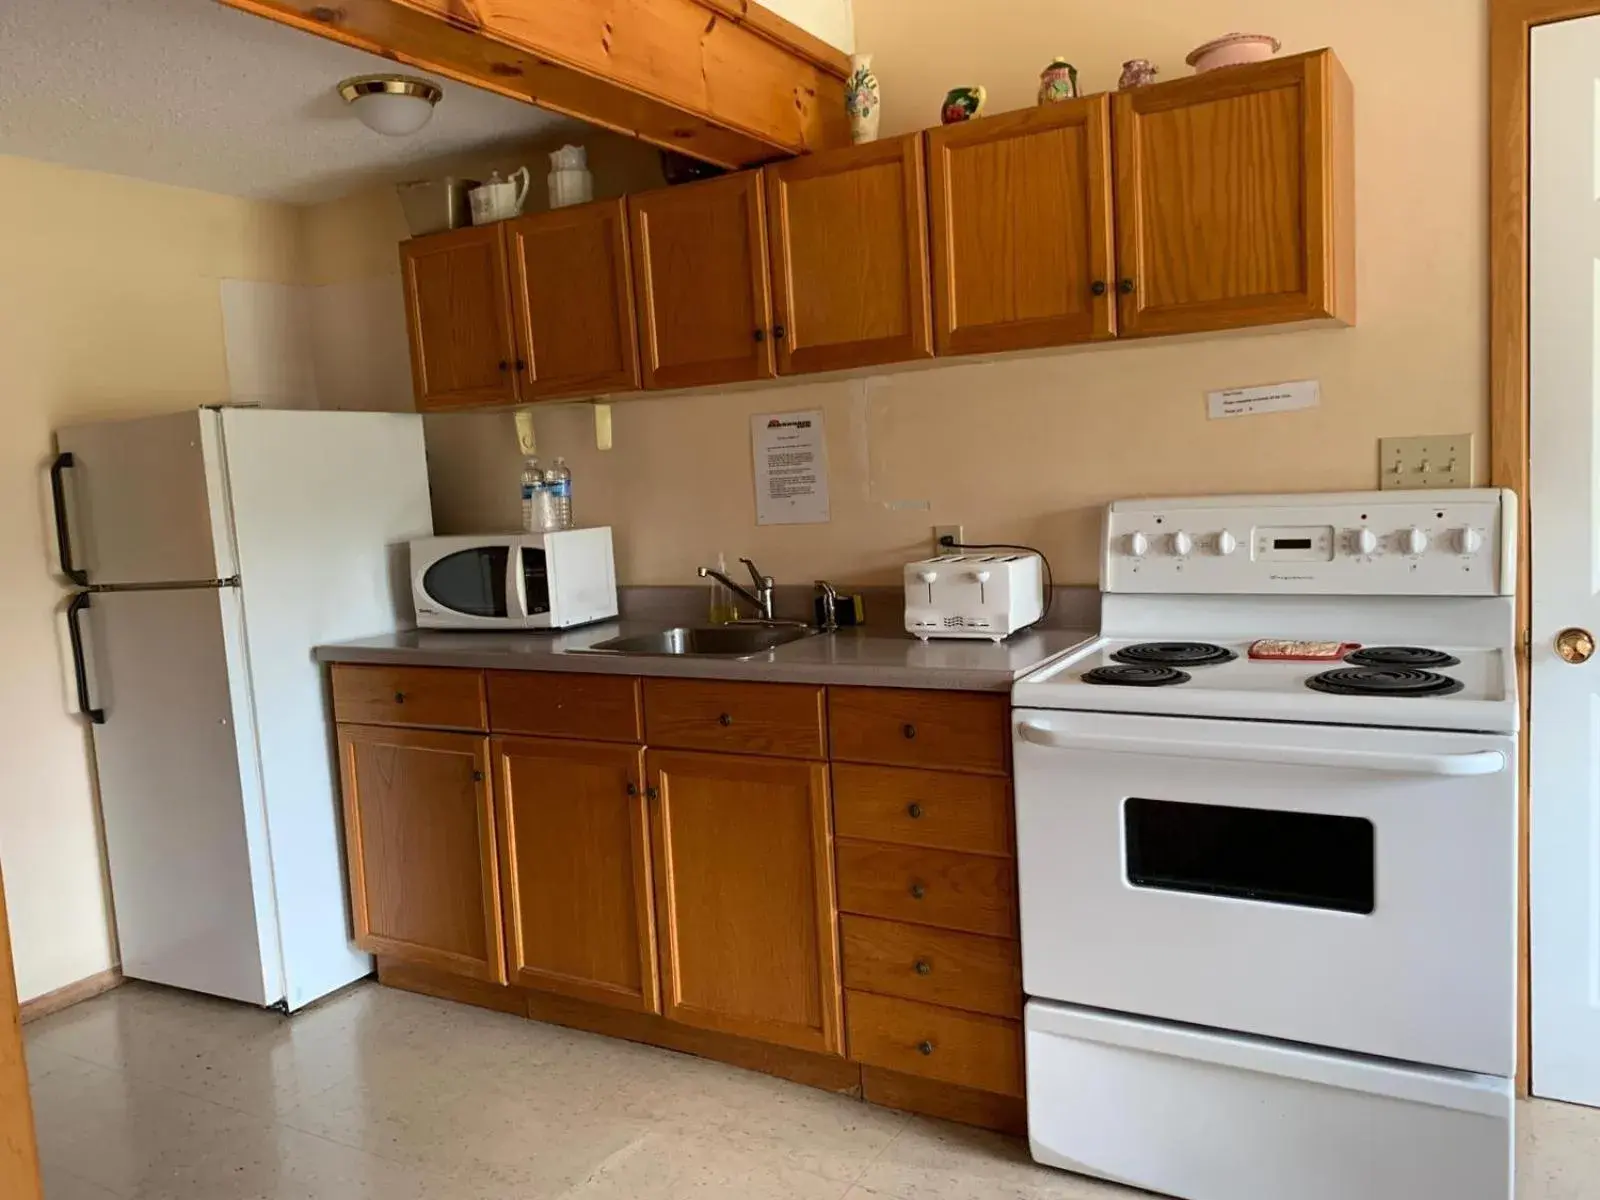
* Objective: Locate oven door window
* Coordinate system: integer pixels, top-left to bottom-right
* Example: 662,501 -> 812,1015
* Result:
1124,797 -> 1374,914
521,548 -> 551,615
421,547 -> 509,618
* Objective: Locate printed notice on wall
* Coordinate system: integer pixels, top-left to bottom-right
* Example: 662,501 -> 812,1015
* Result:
1207,379 -> 1321,420
751,409 -> 830,525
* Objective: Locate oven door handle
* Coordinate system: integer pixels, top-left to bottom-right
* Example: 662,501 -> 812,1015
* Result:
1015,723 -> 1507,777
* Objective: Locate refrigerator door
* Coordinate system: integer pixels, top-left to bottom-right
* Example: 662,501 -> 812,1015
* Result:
219,409 -> 432,1010
83,586 -> 281,1006
55,410 -> 236,586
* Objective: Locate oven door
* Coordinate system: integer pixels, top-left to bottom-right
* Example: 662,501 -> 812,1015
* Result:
1013,708 -> 1517,1075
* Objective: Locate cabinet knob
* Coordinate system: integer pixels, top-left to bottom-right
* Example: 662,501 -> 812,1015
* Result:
773,324 -> 787,340
753,328 -> 766,343
718,712 -> 733,727
646,786 -> 660,801
393,691 -> 406,704
1091,280 -> 1107,296
902,723 -> 917,740
906,803 -> 924,819
515,358 -> 528,372
626,782 -> 639,797
1118,279 -> 1135,295
472,770 -> 484,783
917,1040 -> 934,1056
498,359 -> 510,371
909,882 -> 926,900
914,959 -> 932,976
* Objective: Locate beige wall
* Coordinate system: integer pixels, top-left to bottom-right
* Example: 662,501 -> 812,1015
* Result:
419,0 -> 1489,587
0,154 -> 299,1001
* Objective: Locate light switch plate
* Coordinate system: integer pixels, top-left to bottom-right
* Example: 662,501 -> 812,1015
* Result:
1379,433 -> 1474,490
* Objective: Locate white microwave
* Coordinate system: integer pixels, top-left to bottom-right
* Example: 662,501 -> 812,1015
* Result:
410,528 -> 618,630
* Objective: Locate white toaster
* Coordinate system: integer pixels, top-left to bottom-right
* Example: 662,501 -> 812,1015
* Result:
904,552 -> 1045,642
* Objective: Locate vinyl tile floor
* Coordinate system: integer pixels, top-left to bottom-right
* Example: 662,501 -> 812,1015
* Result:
21,981 -> 1596,1199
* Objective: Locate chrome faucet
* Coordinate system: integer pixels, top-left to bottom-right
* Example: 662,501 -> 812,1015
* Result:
698,557 -> 775,622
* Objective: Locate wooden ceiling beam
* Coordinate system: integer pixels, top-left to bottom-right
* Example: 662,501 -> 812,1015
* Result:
216,0 -> 851,169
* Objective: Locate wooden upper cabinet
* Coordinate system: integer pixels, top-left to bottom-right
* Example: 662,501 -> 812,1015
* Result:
494,737 -> 658,1013
629,173 -> 776,390
766,135 -> 933,373
927,98 -> 1116,356
400,224 -> 520,410
337,725 -> 505,984
507,199 -> 642,400
1113,49 -> 1355,336
648,749 -> 842,1054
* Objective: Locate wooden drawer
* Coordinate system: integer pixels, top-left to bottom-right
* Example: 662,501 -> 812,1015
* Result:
833,764 -> 1011,856
835,839 -> 1016,937
841,915 -> 1021,1019
846,989 -> 1023,1096
331,665 -> 487,731
828,688 -> 1008,775
488,671 -> 643,742
643,679 -> 826,759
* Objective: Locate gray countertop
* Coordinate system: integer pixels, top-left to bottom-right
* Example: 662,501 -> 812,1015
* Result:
315,621 -> 1095,693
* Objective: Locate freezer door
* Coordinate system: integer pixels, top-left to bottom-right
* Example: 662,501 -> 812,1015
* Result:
55,409 -> 235,586
220,408 -> 431,1009
84,587 -> 280,1006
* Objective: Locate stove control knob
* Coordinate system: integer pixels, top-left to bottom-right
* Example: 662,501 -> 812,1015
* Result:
1403,527 -> 1430,556
1170,530 -> 1194,558
1126,532 -> 1150,558
1455,527 -> 1484,555
1215,530 -> 1239,556
1353,527 -> 1378,556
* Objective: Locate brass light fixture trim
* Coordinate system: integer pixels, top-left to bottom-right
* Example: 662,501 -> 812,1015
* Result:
337,74 -> 444,105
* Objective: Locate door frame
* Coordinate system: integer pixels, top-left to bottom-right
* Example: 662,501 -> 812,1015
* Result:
1489,0 -> 1600,1098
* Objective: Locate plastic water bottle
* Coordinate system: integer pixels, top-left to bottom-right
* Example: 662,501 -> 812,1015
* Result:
521,457 -> 545,532
547,457 -> 573,530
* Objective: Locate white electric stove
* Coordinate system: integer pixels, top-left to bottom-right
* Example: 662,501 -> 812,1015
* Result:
1012,489 -> 1519,1200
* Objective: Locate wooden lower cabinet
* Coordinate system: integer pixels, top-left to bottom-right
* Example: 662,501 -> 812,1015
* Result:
337,724 -> 506,984
647,749 -> 843,1055
494,736 -> 659,1013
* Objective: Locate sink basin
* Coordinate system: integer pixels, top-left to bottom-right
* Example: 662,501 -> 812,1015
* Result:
576,625 -> 814,660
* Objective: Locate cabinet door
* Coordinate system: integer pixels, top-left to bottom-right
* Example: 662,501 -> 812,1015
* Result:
337,724 -> 505,983
495,737 -> 658,1012
766,135 -> 932,373
507,200 -> 641,400
928,99 -> 1115,356
1113,50 -> 1355,336
648,750 -> 842,1054
629,173 -> 776,389
399,225 -> 519,410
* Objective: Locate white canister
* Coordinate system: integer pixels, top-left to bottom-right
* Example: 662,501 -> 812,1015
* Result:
547,144 -> 594,209
468,167 -> 531,224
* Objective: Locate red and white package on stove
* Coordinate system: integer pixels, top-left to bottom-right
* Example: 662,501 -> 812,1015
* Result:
1248,639 -> 1361,661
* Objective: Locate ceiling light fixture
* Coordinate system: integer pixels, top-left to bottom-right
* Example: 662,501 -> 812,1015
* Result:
336,74 -> 443,136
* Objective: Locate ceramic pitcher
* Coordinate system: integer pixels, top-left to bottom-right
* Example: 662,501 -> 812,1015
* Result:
469,167 -> 531,224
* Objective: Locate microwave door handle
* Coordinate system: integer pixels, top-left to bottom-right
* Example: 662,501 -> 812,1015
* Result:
1015,723 -> 1506,778
509,547 -> 523,621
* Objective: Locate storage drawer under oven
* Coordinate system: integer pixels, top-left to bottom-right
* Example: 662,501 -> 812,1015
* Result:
1012,709 -> 1517,1076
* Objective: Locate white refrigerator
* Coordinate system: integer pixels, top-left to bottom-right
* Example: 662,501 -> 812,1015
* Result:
52,407 -> 434,1012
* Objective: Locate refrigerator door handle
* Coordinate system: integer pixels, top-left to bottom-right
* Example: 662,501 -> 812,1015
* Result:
51,451 -> 89,586
67,593 -> 106,724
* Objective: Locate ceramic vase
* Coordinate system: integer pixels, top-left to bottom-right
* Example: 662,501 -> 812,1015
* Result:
941,86 -> 987,125
1119,59 -> 1159,89
1037,58 -> 1080,104
846,54 -> 882,144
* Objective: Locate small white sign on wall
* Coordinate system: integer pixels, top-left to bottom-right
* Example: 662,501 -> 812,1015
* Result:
1207,379 -> 1321,420
752,409 -> 830,525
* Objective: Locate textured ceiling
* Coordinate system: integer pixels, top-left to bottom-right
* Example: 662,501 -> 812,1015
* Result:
0,0 -> 577,204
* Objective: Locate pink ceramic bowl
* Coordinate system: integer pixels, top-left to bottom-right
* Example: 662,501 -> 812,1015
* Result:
1186,33 -> 1282,73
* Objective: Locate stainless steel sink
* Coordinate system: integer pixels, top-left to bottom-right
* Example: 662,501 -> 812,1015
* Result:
574,624 -> 814,660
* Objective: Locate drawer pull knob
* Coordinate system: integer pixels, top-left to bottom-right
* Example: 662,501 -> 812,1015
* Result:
718,713 -> 732,727
909,882 -> 926,900
917,1040 -> 934,1056
902,723 -> 917,740
914,959 -> 932,975
906,803 -> 923,819
393,691 -> 406,704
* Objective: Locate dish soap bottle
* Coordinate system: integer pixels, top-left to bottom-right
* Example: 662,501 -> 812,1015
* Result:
708,552 -> 739,625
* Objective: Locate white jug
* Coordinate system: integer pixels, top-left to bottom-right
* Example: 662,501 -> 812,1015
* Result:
468,167 -> 530,224
547,144 -> 594,209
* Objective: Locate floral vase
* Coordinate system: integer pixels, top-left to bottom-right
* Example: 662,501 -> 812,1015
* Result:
1037,58 -> 1080,104
941,86 -> 987,125
1119,59 -> 1159,89
846,54 -> 881,144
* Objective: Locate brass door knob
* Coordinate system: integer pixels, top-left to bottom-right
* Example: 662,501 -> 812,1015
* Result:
1557,627 -> 1596,664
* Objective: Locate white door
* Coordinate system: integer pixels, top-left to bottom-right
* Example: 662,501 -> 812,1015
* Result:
55,409 -> 236,585
1531,13 -> 1600,1106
